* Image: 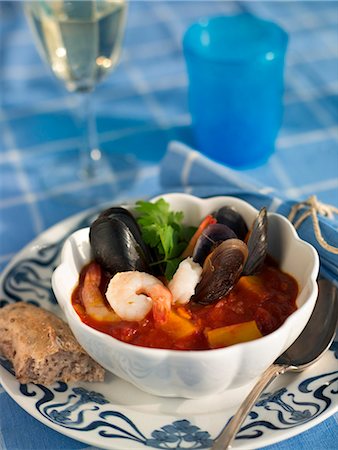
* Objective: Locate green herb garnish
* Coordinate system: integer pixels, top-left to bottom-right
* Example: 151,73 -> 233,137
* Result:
135,199 -> 196,280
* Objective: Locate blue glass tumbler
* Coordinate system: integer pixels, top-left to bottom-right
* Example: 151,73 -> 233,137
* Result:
183,14 -> 288,169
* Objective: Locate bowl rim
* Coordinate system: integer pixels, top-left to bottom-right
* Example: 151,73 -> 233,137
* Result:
52,193 -> 319,358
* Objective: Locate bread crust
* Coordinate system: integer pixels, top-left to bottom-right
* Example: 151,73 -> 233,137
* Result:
0,302 -> 105,384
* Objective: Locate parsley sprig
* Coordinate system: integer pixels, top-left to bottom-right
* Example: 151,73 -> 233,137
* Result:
135,199 -> 196,280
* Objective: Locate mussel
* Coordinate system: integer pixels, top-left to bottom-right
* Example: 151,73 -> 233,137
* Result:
212,205 -> 268,276
89,207 -> 152,276
243,207 -> 268,276
192,239 -> 248,305
213,206 -> 248,240
192,223 -> 236,266
191,205 -> 268,305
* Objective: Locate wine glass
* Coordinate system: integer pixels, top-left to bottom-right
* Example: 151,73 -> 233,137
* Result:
24,0 -> 128,204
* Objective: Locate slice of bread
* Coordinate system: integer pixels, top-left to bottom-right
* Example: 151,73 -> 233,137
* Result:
0,302 -> 105,385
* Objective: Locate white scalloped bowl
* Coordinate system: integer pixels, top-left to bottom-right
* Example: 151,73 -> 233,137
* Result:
52,193 -> 319,398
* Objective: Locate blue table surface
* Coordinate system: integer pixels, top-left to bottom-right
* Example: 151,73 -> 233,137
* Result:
0,1 -> 337,449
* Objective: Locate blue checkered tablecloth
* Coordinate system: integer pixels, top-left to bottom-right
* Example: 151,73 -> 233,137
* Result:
0,1 -> 337,449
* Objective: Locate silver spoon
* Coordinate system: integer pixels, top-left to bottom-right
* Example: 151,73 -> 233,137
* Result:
212,278 -> 338,450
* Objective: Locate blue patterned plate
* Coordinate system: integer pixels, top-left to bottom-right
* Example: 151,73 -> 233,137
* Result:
0,207 -> 337,450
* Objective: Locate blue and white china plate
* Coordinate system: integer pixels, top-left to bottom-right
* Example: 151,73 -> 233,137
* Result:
0,207 -> 337,450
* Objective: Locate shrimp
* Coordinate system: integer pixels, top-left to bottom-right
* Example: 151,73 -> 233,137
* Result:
168,257 -> 202,305
81,262 -> 119,322
105,271 -> 172,324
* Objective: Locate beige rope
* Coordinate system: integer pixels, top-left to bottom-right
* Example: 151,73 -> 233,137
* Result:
288,195 -> 338,255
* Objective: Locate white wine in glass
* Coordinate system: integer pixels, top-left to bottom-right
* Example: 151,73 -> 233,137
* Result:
24,0 -> 127,199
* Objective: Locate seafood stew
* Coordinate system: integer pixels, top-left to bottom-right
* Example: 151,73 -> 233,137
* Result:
71,198 -> 299,350
72,259 -> 297,350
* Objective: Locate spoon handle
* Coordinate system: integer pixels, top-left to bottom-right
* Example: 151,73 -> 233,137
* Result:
212,363 -> 288,450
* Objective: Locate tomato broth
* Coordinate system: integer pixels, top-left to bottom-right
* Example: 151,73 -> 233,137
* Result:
72,258 -> 298,351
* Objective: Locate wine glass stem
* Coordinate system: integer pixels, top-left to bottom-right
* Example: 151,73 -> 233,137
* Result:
78,91 -> 101,179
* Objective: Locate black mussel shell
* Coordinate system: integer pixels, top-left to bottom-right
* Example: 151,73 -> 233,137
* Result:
213,206 -> 248,241
192,238 -> 248,305
89,207 -> 152,276
243,207 -> 268,276
192,223 -> 236,265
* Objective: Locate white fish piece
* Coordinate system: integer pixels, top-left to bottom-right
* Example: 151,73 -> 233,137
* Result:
168,257 -> 202,305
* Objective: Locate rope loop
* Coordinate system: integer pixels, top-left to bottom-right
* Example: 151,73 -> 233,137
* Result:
288,195 -> 338,255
